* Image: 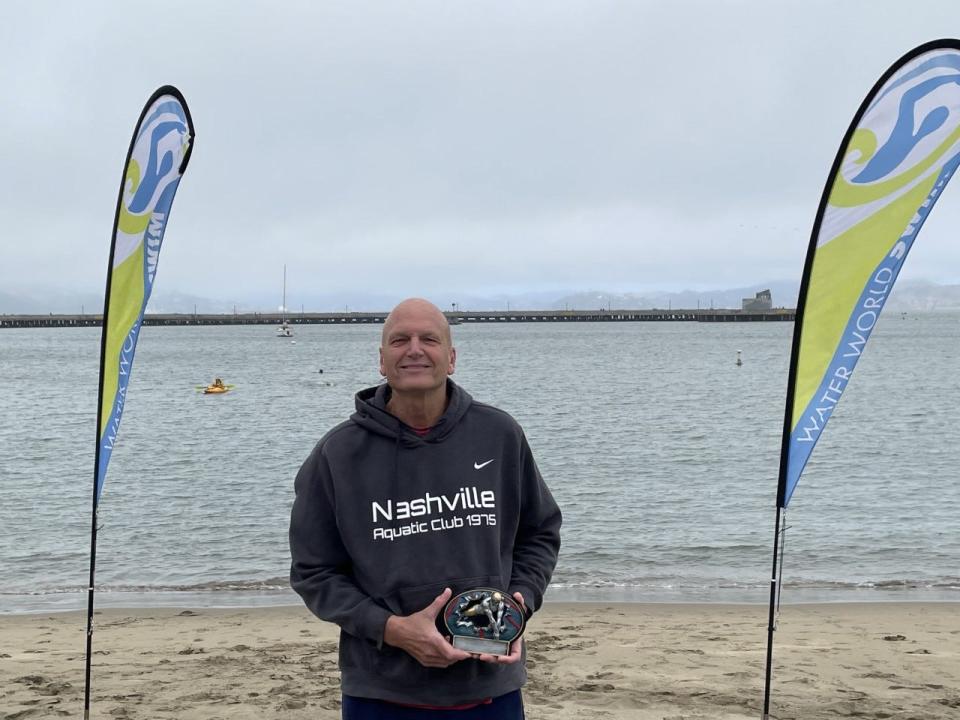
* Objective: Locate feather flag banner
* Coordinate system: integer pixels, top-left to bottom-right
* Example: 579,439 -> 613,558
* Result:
85,86 -> 194,720
94,87 -> 195,501
764,40 -> 960,720
780,41 -> 960,508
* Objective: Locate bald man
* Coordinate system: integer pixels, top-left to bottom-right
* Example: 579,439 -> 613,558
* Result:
290,298 -> 561,719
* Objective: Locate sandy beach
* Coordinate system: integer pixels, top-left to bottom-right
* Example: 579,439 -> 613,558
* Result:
1,602 -> 957,719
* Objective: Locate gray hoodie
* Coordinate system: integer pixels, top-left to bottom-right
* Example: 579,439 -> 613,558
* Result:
289,380 -> 562,706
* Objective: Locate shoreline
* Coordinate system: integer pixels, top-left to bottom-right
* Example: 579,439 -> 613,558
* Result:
3,586 -> 958,616
3,602 -> 957,719
3,596 -> 960,618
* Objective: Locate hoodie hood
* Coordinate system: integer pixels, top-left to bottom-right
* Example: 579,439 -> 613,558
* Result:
351,379 -> 473,446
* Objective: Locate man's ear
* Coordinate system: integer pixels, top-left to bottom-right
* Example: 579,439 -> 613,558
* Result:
448,347 -> 457,375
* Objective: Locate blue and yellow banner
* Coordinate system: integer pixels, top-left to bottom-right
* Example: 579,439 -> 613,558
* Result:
95,87 -> 194,502
781,41 -> 960,507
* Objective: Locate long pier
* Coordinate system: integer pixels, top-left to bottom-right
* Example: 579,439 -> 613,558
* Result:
1,308 -> 795,329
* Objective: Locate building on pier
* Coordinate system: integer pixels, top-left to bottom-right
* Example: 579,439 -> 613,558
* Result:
741,289 -> 773,312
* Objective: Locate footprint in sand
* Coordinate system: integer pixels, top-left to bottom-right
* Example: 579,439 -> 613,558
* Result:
586,671 -> 621,680
575,682 -> 616,692
35,681 -> 74,696
13,675 -> 48,686
858,671 -> 898,680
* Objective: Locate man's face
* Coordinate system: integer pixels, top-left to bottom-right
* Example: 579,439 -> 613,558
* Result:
379,302 -> 456,394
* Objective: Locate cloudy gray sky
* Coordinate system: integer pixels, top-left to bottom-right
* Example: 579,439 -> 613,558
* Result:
3,1 -> 960,309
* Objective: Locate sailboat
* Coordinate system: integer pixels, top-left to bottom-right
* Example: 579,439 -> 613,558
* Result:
277,265 -> 293,338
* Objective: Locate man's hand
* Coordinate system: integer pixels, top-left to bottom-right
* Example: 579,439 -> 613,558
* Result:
383,588 -> 472,668
473,591 -> 526,666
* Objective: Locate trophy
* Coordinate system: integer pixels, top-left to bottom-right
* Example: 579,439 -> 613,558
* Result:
442,588 -> 526,656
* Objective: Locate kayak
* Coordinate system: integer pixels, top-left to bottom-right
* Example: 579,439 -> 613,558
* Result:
202,384 -> 233,394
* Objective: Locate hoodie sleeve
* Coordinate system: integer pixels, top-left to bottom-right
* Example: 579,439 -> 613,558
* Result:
508,432 -> 561,616
289,443 -> 392,646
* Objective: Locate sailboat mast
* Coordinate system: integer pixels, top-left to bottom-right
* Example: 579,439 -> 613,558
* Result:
282,264 -> 286,322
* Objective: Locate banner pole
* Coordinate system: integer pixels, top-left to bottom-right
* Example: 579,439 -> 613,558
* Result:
83,143 -> 120,719
761,505 -> 784,720
83,119 -> 122,718
82,507 -> 99,720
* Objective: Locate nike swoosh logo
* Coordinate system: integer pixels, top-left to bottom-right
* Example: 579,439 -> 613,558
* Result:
474,459 -> 495,470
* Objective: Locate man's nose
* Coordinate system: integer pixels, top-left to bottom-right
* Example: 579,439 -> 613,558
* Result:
407,337 -> 424,355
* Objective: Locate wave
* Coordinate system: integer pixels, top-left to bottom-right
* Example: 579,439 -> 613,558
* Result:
550,577 -> 960,592
2,576 -> 958,604
0,577 -> 293,596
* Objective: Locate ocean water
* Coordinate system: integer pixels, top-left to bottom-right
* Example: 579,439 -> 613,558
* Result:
1,315 -> 958,613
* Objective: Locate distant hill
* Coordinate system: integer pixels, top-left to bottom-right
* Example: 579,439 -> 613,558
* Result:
0,289 -> 105,315
883,279 -> 960,311
554,280 -> 960,313
553,282 -> 799,312
4,279 -> 960,315
0,289 -> 249,316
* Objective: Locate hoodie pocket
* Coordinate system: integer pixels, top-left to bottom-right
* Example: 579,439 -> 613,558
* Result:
382,575 -> 505,617
362,575 -> 505,684
351,577 -> 442,687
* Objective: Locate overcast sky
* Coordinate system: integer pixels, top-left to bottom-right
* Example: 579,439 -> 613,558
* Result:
3,1 -> 960,307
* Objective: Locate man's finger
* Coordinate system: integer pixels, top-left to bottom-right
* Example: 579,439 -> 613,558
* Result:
493,638 -> 524,665
442,641 -> 472,662
426,587 -> 452,616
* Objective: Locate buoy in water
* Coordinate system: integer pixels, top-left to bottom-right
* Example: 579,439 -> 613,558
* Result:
735,350 -> 742,367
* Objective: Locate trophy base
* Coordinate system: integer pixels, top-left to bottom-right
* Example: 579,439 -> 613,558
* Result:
452,635 -> 511,656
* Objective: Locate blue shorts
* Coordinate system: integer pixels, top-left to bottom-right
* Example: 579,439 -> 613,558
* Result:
342,690 -> 524,719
